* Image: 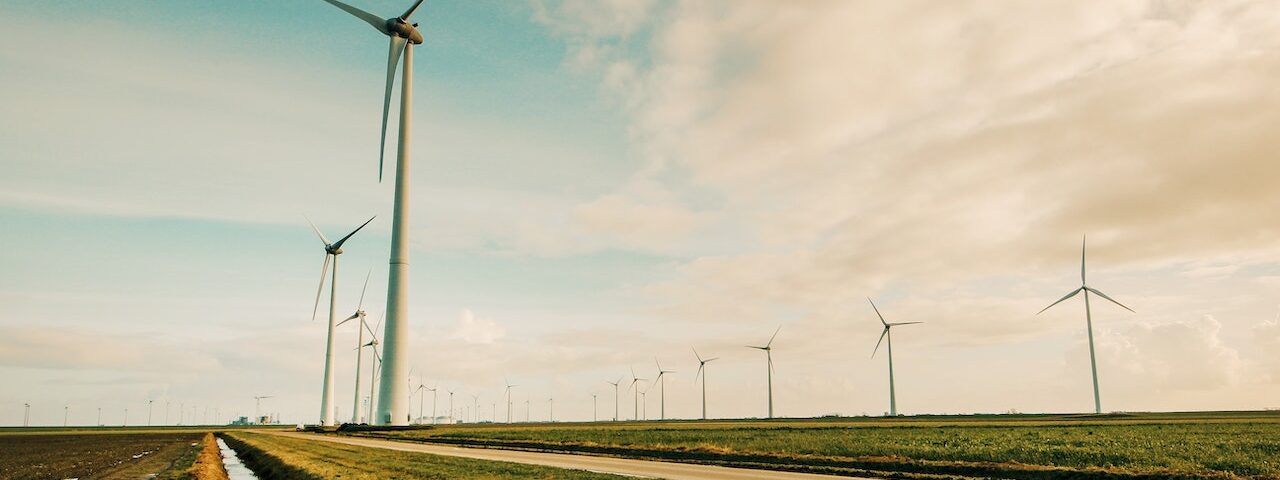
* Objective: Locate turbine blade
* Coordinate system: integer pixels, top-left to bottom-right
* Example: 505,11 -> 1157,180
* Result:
871,327 -> 888,358
1086,287 -> 1135,313
695,364 -> 704,383
868,297 -> 887,326
1081,235 -> 1087,284
400,0 -> 425,20
767,325 -> 781,348
337,314 -> 357,326
357,268 -> 372,310
706,357 -> 719,362
305,216 -> 331,245
332,216 -> 376,249
1037,287 -> 1083,315
889,321 -> 923,326
380,36 -> 408,182
320,0 -> 390,34
692,347 -> 702,363
311,254 -> 331,322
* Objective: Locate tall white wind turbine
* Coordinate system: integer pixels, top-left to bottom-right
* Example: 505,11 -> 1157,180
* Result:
1038,236 -> 1134,415
654,358 -> 674,420
693,348 -> 718,420
868,299 -> 921,417
318,0 -> 426,426
746,326 -> 781,419
337,269 -> 372,424
308,216 -> 375,426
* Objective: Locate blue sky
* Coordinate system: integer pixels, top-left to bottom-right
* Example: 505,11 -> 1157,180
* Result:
4,0 -> 1280,426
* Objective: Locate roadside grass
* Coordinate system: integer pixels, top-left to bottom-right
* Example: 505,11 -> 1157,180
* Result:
353,412 -> 1280,479
224,430 -> 630,479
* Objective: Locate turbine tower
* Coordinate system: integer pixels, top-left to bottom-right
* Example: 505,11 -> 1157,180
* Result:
606,377 -> 621,421
693,348 -> 718,420
319,0 -> 426,426
868,298 -> 922,417
308,215 -> 376,426
1039,236 -> 1134,414
337,269 -> 372,424
746,326 -> 781,419
654,358 -> 675,420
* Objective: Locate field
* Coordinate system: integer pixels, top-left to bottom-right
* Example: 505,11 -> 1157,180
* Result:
224,430 -> 629,479
0,429 -> 206,480
350,411 -> 1280,479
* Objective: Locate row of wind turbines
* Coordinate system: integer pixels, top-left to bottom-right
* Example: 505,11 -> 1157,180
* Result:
310,231 -> 1126,424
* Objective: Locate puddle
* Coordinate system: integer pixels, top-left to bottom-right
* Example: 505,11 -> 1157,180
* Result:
216,437 -> 259,479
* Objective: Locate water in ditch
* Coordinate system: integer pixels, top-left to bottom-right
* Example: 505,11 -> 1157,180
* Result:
216,437 -> 259,479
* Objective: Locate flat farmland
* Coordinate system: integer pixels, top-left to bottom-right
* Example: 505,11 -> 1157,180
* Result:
0,429 -> 205,480
351,412 -> 1280,479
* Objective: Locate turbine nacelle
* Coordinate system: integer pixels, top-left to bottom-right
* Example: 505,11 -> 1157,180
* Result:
385,18 -> 424,44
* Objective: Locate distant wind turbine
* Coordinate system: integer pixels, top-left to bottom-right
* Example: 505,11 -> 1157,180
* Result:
1038,236 -> 1134,415
308,215 -> 376,426
868,298 -> 922,417
606,377 -> 621,421
654,358 -> 675,420
746,326 -> 781,418
504,379 -> 518,423
591,393 -> 598,422
628,367 -> 647,421
337,269 -> 373,424
693,348 -> 718,420
361,310 -> 384,423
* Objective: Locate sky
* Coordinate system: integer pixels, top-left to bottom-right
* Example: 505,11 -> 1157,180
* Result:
2,0 -> 1280,426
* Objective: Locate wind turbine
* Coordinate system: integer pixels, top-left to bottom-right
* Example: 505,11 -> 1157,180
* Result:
470,394 -> 480,424
693,348 -> 718,420
1038,236 -> 1134,415
63,405 -> 68,427
23,403 -> 30,427
318,0 -> 426,426
308,215 -> 376,426
628,367 -> 646,421
547,397 -> 554,422
504,379 -> 518,423
591,393 -> 598,422
654,358 -> 675,420
147,400 -> 154,426
868,299 -> 922,417
337,269 -> 373,424
606,377 -> 621,421
361,310 -> 384,423
447,389 -> 455,424
746,326 -> 781,419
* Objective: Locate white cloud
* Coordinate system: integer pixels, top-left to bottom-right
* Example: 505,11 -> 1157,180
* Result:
450,309 -> 507,345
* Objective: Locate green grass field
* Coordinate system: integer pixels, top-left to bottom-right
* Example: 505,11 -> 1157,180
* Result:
351,411 -> 1280,479
225,431 -> 629,479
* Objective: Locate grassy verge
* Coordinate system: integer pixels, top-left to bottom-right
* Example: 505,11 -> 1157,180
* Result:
223,431 -> 630,479
350,412 -> 1280,479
